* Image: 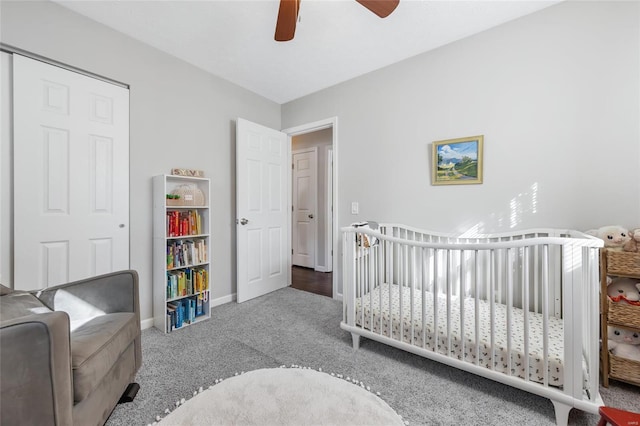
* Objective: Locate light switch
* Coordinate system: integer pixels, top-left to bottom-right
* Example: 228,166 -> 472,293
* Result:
351,202 -> 359,215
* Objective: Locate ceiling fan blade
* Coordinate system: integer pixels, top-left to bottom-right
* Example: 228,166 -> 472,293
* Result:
356,0 -> 399,18
275,0 -> 301,42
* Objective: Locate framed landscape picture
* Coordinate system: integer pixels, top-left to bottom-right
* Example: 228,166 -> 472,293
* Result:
432,135 -> 484,185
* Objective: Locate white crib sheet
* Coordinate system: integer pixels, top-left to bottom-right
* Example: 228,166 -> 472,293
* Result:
355,283 -> 568,387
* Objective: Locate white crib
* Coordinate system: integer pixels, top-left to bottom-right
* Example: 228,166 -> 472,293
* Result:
341,223 -> 604,425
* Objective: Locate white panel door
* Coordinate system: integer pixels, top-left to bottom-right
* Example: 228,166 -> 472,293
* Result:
13,55 -> 129,290
236,118 -> 289,303
292,148 -> 317,268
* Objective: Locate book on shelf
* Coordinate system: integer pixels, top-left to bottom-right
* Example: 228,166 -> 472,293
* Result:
166,297 -> 203,332
196,297 -> 203,316
166,210 -> 203,237
166,240 -> 208,269
166,268 -> 208,300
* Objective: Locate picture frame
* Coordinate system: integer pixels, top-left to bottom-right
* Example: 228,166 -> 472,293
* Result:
431,135 -> 484,185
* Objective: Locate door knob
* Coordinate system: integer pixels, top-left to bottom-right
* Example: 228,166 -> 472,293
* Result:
239,218 -> 249,225
308,214 -> 314,219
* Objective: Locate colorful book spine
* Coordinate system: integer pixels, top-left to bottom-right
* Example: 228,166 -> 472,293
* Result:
166,210 -> 206,237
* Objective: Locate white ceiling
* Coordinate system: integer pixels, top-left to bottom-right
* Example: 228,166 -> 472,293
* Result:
54,0 -> 561,104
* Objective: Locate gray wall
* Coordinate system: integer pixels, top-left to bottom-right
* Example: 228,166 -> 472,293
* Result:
283,1 -> 640,235
0,0 -> 281,322
2,0 -> 639,318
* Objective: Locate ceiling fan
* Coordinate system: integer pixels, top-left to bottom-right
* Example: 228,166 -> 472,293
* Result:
275,0 -> 400,42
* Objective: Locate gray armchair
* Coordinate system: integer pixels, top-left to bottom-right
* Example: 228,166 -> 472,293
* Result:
0,270 -> 141,426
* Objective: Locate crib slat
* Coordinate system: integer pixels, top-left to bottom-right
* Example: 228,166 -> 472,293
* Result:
388,240 -> 393,339
523,246 -> 530,382
344,231 -> 354,326
506,248 -> 514,377
410,245 -> 415,345
460,250 -> 466,363
359,238 -> 363,324
369,243 -> 374,337
497,249 -> 503,313
420,248 -> 425,348
399,242 -> 406,342
446,250 -> 452,357
433,249 -> 439,353
475,250 -> 481,366
378,236 -> 382,335
490,249 -> 496,371
542,244 -> 550,387
587,247 -> 599,401
534,246 -> 540,314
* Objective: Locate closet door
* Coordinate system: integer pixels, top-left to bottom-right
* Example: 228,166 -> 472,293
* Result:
13,55 -> 129,290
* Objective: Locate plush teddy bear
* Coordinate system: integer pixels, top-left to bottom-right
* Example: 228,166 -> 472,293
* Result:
608,326 -> 640,362
585,225 -> 630,250
623,228 -> 640,252
607,277 -> 640,304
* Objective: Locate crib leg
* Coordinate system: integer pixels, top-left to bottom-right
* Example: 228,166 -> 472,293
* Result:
351,333 -> 360,350
551,400 -> 572,426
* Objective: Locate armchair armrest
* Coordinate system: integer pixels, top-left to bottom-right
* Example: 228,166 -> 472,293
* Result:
0,312 -> 74,426
34,270 -> 140,327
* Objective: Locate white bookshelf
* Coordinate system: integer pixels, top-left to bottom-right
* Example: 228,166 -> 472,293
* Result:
153,174 -> 211,333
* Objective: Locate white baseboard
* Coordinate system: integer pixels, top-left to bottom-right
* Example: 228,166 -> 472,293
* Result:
140,318 -> 154,330
210,293 -> 236,307
314,266 -> 329,273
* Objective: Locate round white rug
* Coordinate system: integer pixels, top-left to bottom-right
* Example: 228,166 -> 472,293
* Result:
157,367 -> 404,425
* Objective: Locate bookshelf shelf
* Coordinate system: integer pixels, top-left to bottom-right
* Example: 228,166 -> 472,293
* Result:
167,290 -> 209,303
153,174 -> 212,333
167,234 -> 209,240
167,263 -> 209,272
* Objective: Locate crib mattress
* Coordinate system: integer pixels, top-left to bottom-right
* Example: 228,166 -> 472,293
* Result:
355,283 -> 568,386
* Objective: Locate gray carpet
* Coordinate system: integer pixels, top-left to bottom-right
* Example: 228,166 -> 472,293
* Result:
106,287 -> 640,426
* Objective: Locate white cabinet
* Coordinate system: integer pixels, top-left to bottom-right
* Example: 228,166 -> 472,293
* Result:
153,175 -> 211,332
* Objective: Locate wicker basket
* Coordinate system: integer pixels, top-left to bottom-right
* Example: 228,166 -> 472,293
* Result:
606,250 -> 640,277
171,184 -> 205,207
607,299 -> 640,329
609,353 -> 640,386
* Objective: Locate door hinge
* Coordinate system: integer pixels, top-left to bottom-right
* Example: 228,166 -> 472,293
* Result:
292,249 -> 294,255
292,205 -> 294,212
292,163 -> 294,169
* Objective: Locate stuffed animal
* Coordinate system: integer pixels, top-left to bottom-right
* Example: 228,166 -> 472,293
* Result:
585,225 -> 630,250
623,228 -> 640,252
607,277 -> 640,304
608,326 -> 640,362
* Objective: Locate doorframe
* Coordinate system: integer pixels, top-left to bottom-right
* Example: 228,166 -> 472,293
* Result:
282,117 -> 339,300
326,148 -> 333,273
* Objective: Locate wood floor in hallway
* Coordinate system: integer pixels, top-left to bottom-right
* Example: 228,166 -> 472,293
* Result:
291,266 -> 332,298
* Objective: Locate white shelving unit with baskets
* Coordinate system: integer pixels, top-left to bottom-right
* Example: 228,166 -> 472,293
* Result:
153,174 -> 211,333
600,249 -> 640,387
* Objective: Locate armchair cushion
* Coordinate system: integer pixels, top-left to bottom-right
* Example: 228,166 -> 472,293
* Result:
71,312 -> 138,402
0,291 -> 52,321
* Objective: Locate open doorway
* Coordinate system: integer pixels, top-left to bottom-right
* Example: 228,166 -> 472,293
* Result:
284,119 -> 337,299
